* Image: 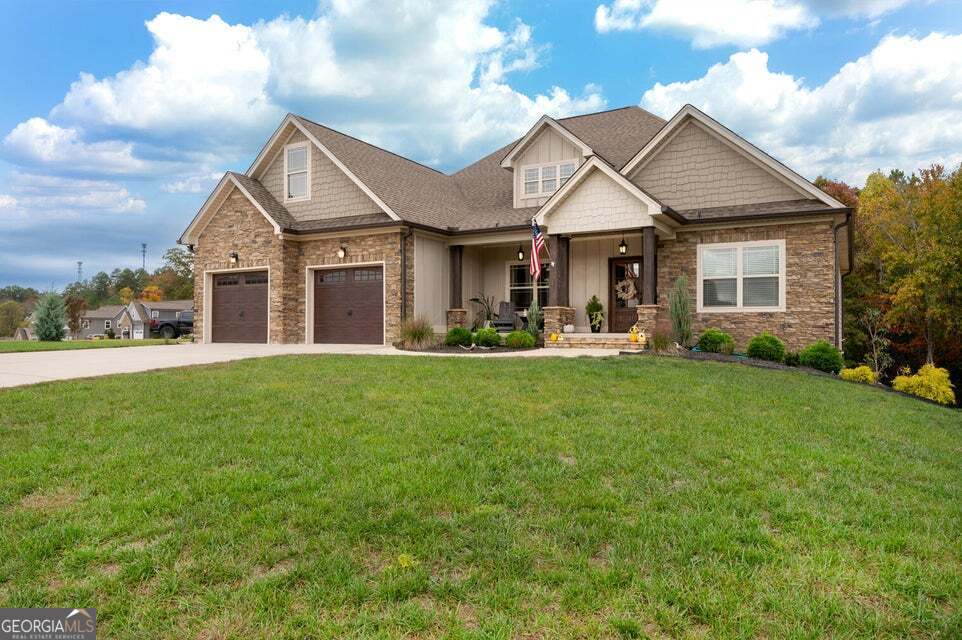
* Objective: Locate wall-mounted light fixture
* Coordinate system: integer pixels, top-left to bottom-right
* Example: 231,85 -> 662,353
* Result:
517,245 -> 525,261
228,251 -> 239,265
618,238 -> 628,256
336,246 -> 347,259
187,244 -> 195,254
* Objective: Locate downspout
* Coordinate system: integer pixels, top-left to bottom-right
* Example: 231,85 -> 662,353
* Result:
400,227 -> 414,322
832,211 -> 853,350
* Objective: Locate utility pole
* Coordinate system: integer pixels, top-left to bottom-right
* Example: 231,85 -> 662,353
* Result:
141,243 -> 147,270
76,261 -> 83,283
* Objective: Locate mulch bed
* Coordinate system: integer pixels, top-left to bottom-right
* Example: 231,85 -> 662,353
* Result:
620,348 -> 957,409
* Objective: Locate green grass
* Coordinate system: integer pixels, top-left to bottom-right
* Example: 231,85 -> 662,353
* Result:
0,338 -> 174,353
0,355 -> 959,638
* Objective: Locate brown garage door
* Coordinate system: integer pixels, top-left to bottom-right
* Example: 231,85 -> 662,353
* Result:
313,266 -> 383,344
211,271 -> 268,343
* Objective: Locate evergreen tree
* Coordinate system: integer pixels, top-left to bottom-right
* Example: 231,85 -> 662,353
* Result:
34,293 -> 67,341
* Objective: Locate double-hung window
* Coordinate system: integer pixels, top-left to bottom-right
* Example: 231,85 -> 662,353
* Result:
508,262 -> 550,312
697,240 -> 785,312
522,161 -> 578,197
285,142 -> 310,201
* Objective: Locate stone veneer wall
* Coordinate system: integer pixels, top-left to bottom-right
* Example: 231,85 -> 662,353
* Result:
193,187 -> 414,344
655,221 -> 837,351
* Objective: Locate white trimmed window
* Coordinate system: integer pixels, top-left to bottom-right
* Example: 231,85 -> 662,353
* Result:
697,240 -> 785,312
104,320 -> 112,330
522,161 -> 577,197
284,142 -> 310,201
150,310 -> 159,319
81,319 -> 90,329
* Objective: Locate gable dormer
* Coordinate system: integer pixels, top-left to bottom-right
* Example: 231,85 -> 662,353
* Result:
500,115 -> 593,209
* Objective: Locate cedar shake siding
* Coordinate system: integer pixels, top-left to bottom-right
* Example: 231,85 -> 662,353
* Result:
630,120 -> 804,210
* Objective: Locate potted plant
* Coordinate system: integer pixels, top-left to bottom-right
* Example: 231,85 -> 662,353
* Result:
585,295 -> 604,333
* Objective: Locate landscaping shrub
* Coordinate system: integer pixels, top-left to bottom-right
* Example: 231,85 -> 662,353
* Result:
444,326 -> 472,347
473,327 -> 501,348
746,331 -> 785,362
799,340 -> 844,374
667,276 -> 692,347
783,352 -> 800,367
697,328 -> 734,354
585,295 -> 604,333
505,330 -> 535,349
840,365 -> 876,384
893,364 -> 956,405
526,299 -> 543,337
400,317 -> 435,350
650,331 -> 673,353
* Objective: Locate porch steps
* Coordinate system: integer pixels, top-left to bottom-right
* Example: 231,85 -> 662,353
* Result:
545,333 -> 645,350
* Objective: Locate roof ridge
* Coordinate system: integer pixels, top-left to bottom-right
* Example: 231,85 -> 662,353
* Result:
292,115 -> 449,177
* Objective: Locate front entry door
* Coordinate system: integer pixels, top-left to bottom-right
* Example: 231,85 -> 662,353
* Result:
609,257 -> 641,333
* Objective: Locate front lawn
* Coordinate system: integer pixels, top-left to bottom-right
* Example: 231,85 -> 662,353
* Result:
0,338 -> 176,353
0,355 -> 959,638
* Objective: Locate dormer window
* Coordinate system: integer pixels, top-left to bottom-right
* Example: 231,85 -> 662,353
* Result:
522,161 -> 577,197
284,142 -> 310,201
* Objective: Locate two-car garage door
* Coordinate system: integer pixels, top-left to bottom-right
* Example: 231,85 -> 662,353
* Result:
209,267 -> 383,344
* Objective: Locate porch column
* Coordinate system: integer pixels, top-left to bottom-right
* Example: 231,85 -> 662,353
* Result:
449,245 -> 463,308
547,235 -> 569,307
446,244 -> 467,331
642,226 -> 657,305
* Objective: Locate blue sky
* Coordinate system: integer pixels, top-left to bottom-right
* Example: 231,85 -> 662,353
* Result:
1,0 -> 961,290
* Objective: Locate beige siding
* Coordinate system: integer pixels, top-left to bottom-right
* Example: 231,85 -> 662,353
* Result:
458,245 -> 517,326
569,236 -> 643,331
413,234 -> 450,332
630,120 -> 804,211
460,246 -> 483,314
545,169 -> 652,235
514,127 -> 585,208
259,129 -> 383,222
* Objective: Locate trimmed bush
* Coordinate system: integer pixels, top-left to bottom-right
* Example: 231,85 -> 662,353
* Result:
473,327 -> 501,348
697,328 -> 734,354
505,330 -> 535,349
400,317 -> 435,350
799,340 -> 844,374
783,352 -> 800,367
444,326 -> 472,347
840,365 -> 876,384
746,331 -> 785,362
893,364 -> 956,405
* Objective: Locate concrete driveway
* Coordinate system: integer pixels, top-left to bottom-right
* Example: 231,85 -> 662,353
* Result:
0,342 -> 621,389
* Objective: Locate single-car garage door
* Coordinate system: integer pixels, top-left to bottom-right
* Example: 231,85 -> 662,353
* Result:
211,271 -> 268,343
313,266 -> 383,344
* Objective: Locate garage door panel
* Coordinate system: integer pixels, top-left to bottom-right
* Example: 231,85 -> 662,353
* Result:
211,270 -> 268,343
313,267 -> 383,344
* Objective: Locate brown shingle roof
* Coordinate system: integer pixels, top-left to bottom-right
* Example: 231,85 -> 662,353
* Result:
676,199 -> 839,223
230,106 -> 829,236
83,305 -> 126,319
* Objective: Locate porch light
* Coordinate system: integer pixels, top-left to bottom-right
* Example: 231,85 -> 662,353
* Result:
228,251 -> 239,265
336,246 -> 347,259
618,238 -> 627,255
517,245 -> 524,261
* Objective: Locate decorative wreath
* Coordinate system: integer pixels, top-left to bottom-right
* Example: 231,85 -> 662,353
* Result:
614,277 -> 637,301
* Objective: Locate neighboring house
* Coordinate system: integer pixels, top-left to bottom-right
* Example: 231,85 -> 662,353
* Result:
127,300 -> 193,338
78,305 -> 130,339
14,326 -> 33,340
179,104 -> 852,350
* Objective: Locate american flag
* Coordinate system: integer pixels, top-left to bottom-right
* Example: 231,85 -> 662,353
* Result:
530,220 -> 546,281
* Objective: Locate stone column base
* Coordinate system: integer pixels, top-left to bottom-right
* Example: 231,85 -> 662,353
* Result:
635,305 -> 661,341
446,308 -> 468,331
543,306 -> 575,342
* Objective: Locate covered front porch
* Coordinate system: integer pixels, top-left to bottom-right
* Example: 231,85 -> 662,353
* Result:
444,225 -> 663,348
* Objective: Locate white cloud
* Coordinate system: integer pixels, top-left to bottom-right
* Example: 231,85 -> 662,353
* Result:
3,118 -> 152,174
594,0 -> 913,47
0,194 -> 16,208
1,172 -> 146,216
5,2 -> 603,176
161,172 -> 223,194
640,33 -> 962,183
